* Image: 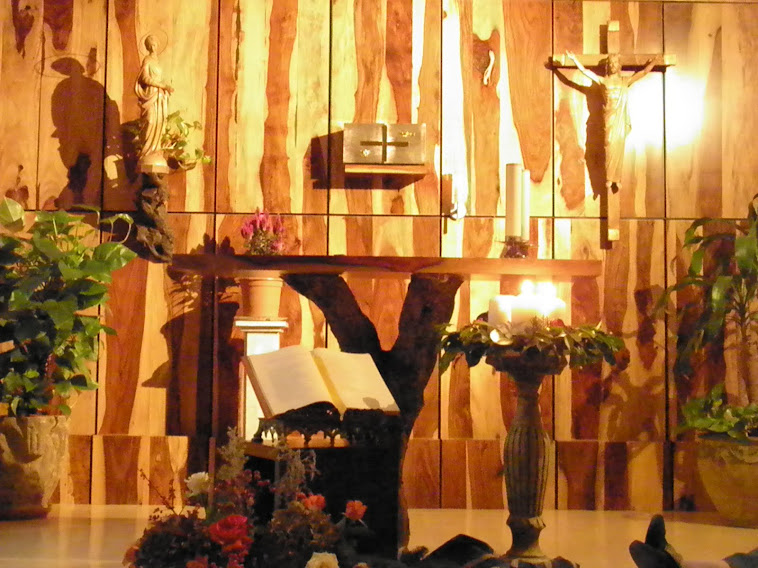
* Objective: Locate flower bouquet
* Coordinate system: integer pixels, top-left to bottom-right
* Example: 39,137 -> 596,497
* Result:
240,209 -> 286,255
124,430 -> 372,568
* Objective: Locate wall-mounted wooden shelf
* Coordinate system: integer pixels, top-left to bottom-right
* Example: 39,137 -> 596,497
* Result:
171,254 -> 602,281
344,164 -> 428,176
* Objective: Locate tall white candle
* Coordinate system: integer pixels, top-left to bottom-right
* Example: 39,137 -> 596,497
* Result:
505,163 -> 522,237
521,169 -> 531,241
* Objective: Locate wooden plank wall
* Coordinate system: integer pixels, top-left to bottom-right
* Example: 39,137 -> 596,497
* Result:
3,0 -> 758,513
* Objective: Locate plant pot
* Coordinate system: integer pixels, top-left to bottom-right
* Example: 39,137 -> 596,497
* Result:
696,436 -> 758,527
239,277 -> 284,319
0,415 -> 69,519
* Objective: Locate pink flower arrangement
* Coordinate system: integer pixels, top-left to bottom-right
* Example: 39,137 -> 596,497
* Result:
240,209 -> 285,255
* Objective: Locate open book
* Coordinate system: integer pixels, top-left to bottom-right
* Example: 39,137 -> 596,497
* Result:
242,345 -> 400,419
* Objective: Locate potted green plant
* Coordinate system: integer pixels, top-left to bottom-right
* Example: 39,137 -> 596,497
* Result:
658,193 -> 758,526
0,197 -> 136,518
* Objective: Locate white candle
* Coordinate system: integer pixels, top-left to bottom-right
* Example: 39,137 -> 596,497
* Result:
505,163 -> 522,237
510,294 -> 539,328
535,282 -> 568,323
521,169 -> 531,241
488,295 -> 513,328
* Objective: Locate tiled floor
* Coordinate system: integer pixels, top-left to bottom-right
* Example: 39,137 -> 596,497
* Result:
0,506 -> 755,567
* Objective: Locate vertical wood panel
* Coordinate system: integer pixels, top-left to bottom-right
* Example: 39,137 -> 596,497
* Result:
0,0 -> 43,209
504,1 -> 553,217
440,439 -> 467,508
468,440 -> 505,509
557,440 -> 599,509
58,435 -> 93,505
38,0 -> 108,209
599,220 -> 665,442
99,215 -> 213,436
666,3 -> 758,219
403,438 -> 441,508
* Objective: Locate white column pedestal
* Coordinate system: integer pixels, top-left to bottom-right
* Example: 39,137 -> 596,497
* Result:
233,317 -> 288,439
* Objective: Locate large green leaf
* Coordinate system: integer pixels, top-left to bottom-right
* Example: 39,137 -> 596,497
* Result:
735,223 -> 758,276
93,241 -> 137,270
0,198 -> 25,232
32,233 -> 63,260
41,297 -> 77,331
57,260 -> 85,281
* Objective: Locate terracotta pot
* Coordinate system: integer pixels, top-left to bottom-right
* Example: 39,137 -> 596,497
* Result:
697,436 -> 758,527
0,415 -> 69,519
239,277 -> 283,319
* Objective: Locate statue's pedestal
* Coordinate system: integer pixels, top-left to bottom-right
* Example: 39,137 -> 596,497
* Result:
233,317 -> 288,439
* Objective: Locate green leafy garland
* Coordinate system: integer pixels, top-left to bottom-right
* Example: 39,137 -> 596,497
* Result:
438,318 -> 627,375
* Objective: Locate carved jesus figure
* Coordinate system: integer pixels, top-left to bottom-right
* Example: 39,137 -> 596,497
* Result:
566,51 -> 656,192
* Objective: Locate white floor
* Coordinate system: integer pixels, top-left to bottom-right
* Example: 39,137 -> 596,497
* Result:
0,506 -> 755,567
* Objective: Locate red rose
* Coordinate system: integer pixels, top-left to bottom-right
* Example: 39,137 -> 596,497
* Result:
344,500 -> 367,521
208,514 -> 250,546
302,494 -> 326,511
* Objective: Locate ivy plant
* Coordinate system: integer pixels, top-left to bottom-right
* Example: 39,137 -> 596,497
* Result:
0,198 -> 136,417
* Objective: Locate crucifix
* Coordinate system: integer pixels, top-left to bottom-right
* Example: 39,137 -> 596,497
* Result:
552,21 -> 675,246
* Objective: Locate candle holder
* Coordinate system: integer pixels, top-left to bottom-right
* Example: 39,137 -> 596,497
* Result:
502,236 -> 531,259
439,320 -> 627,566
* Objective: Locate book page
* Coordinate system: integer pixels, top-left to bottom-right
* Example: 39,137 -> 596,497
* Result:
243,345 -> 334,417
311,349 -> 399,414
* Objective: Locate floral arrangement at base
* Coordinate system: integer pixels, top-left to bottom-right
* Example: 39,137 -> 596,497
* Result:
124,429 -> 372,568
240,209 -> 286,255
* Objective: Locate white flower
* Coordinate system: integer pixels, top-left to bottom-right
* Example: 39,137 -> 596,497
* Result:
184,472 -> 211,496
304,551 -> 339,568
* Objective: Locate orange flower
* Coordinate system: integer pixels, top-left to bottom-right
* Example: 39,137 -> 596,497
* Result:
302,494 -> 326,511
344,500 -> 367,521
186,558 -> 209,568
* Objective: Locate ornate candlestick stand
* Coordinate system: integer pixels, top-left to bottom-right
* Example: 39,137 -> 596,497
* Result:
485,348 -> 576,568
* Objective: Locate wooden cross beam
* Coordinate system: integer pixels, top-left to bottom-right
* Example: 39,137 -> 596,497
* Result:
551,21 -> 675,247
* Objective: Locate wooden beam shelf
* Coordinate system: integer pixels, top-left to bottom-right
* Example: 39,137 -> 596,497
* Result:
171,254 -> 602,280
344,164 -> 428,176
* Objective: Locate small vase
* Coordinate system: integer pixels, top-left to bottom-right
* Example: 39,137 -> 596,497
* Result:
239,277 -> 284,319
